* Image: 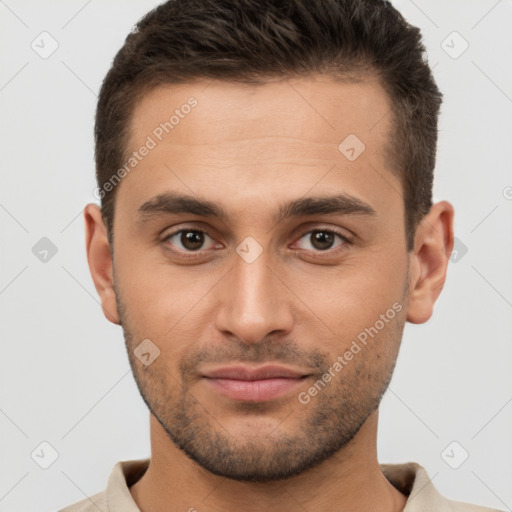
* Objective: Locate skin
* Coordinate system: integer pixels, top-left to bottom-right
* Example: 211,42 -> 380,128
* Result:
85,75 -> 454,512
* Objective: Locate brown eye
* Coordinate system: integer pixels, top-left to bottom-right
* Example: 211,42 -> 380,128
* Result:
294,229 -> 348,252
310,231 -> 336,250
164,229 -> 216,252
180,230 -> 205,251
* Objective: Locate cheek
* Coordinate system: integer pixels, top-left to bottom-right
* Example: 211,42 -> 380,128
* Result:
116,255 -> 219,346
294,253 -> 407,351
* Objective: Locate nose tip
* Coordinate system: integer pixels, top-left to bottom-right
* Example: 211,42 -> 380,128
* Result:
214,255 -> 293,344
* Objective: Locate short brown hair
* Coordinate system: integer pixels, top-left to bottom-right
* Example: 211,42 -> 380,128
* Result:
95,0 -> 442,251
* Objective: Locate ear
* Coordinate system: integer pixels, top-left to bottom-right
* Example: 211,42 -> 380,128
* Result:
406,200 -> 455,324
84,203 -> 121,325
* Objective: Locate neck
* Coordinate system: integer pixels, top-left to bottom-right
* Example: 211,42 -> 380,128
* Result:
130,410 -> 407,512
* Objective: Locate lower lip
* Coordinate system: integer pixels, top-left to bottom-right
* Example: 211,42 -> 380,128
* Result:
204,376 -> 308,402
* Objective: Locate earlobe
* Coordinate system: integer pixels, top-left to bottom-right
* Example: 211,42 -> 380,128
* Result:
84,203 -> 121,325
406,201 -> 455,324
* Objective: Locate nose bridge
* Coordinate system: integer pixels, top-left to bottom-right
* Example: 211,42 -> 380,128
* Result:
235,249 -> 273,309
215,245 -> 292,343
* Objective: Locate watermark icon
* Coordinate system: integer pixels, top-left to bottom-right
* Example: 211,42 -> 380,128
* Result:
32,237 -> 58,263
441,441 -> 469,469
236,236 -> 263,264
31,31 -> 59,59
134,338 -> 161,366
31,441 -> 59,469
441,31 -> 469,60
93,97 -> 198,200
503,186 -> 512,200
338,133 -> 366,161
298,302 -> 403,405
449,237 -> 468,263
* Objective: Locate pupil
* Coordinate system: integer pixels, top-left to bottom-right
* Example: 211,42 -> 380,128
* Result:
312,231 -> 334,250
179,230 -> 334,252
182,231 -> 204,250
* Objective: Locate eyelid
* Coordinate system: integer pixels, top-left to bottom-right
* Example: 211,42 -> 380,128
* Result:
290,226 -> 351,257
294,224 -> 352,243
161,223 -> 352,257
162,226 -> 218,249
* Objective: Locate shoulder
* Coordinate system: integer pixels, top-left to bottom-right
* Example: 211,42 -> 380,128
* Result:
443,499 -> 504,511
58,490 -> 108,512
57,458 -> 149,512
380,462 -> 504,512
441,496 -> 504,512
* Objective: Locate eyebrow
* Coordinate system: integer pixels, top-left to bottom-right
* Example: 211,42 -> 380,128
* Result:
136,191 -> 377,224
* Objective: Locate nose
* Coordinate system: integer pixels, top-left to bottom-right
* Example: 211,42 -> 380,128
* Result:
214,248 -> 294,344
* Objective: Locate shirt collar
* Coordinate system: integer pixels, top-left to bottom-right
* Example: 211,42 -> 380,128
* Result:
106,458 -> 446,511
381,462 -> 447,510
106,459 -> 149,511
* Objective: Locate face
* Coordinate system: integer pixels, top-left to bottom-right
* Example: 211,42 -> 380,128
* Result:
111,76 -> 411,481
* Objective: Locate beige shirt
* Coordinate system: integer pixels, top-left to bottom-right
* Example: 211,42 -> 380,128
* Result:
59,458 -> 503,512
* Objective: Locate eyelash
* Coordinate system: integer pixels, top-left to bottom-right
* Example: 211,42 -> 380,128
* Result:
161,226 -> 351,260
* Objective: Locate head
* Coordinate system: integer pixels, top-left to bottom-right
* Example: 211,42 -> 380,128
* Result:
86,0 -> 454,482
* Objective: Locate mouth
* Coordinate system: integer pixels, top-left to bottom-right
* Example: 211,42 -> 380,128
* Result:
201,365 -> 312,402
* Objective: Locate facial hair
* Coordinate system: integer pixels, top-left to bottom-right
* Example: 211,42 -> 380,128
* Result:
115,277 -> 408,482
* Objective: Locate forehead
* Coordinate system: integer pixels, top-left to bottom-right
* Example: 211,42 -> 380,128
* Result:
117,75 -> 400,224
130,74 -> 392,149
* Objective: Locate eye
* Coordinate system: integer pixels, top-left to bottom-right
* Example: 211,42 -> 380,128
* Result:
293,229 -> 349,252
163,228 -> 219,253
161,226 -> 350,260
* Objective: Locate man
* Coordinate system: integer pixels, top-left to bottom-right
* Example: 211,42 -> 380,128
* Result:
60,0 -> 502,510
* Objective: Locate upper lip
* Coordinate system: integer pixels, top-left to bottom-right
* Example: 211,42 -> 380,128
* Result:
202,365 -> 310,380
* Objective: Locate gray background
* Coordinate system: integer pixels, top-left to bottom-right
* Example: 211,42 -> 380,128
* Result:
1,0 -> 511,510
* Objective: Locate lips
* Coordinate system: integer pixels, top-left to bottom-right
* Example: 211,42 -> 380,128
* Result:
202,365 -> 308,380
202,365 -> 311,402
